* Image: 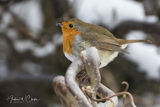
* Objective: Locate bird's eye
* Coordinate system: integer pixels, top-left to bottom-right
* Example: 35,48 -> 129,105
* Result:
69,24 -> 73,28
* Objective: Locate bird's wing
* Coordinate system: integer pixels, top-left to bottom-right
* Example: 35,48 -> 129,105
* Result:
81,32 -> 128,53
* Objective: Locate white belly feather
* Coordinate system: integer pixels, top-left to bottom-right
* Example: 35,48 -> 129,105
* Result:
64,34 -> 128,68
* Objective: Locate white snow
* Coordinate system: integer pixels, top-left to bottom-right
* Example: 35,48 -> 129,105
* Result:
32,42 -> 56,57
6,28 -> 18,40
52,33 -> 63,46
0,59 -> 9,81
14,40 -> 55,57
0,12 -> 12,31
145,15 -> 158,23
14,40 -> 36,52
68,0 -> 146,29
21,61 -> 42,76
10,0 -> 43,34
13,33 -> 63,58
32,33 -> 63,57
125,31 -> 160,79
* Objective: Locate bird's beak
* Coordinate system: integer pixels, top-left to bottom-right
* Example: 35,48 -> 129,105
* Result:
56,23 -> 63,27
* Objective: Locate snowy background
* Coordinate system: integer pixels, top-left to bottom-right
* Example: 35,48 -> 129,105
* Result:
0,0 -> 160,107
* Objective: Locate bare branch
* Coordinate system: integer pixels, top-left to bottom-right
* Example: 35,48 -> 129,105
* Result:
65,59 -> 92,107
53,76 -> 88,107
53,47 -> 120,107
80,47 -> 101,96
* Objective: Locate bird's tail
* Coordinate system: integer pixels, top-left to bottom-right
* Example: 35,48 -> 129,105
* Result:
117,39 -> 152,45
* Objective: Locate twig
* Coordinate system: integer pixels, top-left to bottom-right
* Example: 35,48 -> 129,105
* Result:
97,83 -> 118,106
122,81 -> 129,107
86,91 -> 136,107
86,92 -> 114,104
122,81 -> 129,92
110,92 -> 136,107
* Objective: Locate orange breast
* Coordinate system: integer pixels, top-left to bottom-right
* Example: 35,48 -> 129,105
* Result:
62,28 -> 82,54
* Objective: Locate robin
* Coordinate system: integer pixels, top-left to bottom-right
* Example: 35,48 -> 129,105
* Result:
56,18 -> 151,68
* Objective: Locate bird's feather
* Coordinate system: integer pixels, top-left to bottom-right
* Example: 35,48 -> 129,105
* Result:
81,32 -> 128,53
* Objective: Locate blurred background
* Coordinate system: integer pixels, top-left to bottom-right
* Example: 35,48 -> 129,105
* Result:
0,0 -> 160,107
